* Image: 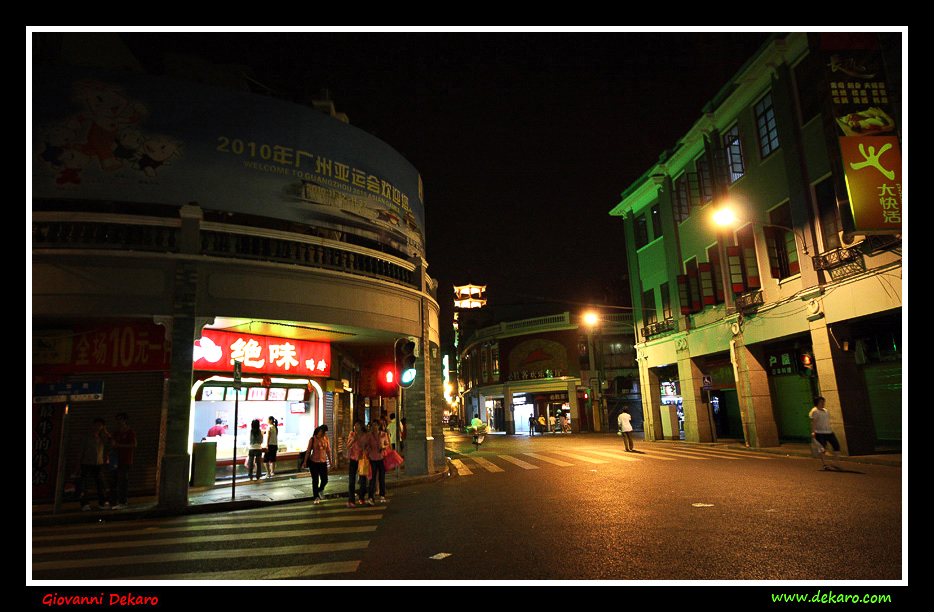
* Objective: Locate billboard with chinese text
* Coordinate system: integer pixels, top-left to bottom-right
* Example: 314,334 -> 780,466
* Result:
193,329 -> 331,378
32,67 -> 425,258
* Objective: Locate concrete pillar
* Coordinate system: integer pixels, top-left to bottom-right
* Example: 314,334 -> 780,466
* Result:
639,360 -> 664,442
503,383 -> 515,434
731,337 -> 780,448
678,355 -> 716,443
809,319 -> 876,455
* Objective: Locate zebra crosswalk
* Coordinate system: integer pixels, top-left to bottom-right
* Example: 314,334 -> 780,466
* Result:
30,501 -> 388,581
449,444 -> 776,475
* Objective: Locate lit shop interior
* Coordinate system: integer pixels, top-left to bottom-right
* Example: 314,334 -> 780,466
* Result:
189,376 -> 324,480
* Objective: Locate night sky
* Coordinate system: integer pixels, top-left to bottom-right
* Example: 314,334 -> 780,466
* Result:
108,30 -> 774,339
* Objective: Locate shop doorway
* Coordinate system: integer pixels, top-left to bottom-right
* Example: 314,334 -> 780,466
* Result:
710,389 -> 743,441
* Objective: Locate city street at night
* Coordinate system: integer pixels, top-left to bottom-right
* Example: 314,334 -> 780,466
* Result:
31,432 -> 902,583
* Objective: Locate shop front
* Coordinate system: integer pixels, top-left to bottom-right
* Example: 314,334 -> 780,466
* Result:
189,328 -> 331,482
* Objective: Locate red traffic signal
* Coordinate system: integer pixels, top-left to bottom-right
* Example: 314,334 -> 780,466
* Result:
377,365 -> 398,397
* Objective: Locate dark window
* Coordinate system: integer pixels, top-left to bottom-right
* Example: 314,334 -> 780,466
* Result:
642,289 -> 657,326
634,213 -> 649,249
660,282 -> 672,320
650,204 -> 663,239
755,92 -> 781,158
674,174 -> 691,222
696,153 -> 714,204
793,51 -> 823,125
814,177 -> 841,251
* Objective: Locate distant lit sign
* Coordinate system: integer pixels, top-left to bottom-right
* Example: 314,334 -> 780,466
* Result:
840,136 -> 902,233
268,388 -> 287,402
287,388 -> 306,401
194,329 -> 330,377
248,387 -> 268,401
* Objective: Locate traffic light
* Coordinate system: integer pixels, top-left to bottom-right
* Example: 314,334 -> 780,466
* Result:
395,338 -> 417,388
799,350 -> 816,376
377,365 -> 397,397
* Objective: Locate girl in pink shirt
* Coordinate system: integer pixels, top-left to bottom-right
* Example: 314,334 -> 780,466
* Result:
363,420 -> 390,504
303,425 -> 331,503
345,421 -> 367,507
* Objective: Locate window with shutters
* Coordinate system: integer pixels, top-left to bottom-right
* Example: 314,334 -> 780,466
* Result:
764,202 -> 799,279
726,226 -> 761,293
678,258 -> 703,314
706,244 -> 725,304
723,125 -> 745,183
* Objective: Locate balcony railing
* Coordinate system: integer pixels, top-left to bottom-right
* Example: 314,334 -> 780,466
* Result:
641,318 -> 678,339
33,213 -> 419,289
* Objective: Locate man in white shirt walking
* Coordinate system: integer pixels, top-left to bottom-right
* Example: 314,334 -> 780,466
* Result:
809,396 -> 841,470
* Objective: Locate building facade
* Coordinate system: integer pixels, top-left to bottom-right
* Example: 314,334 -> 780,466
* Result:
610,32 -> 903,454
458,311 -> 640,435
31,34 -> 447,507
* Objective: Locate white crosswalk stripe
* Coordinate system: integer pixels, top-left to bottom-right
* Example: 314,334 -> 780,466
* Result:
448,443 -> 776,475
497,455 -> 540,469
31,500 -> 387,580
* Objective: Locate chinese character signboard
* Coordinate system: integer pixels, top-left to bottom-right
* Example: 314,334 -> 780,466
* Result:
766,349 -> 798,376
839,136 -> 902,232
822,33 -> 902,234
32,323 -> 170,374
194,329 -> 330,378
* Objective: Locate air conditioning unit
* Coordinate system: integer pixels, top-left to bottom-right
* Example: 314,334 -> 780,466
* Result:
838,230 -> 865,249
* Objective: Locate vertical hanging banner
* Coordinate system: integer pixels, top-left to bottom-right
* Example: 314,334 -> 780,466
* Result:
822,33 -> 902,234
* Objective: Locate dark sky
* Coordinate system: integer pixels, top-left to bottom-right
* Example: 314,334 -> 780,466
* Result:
118,30 -> 773,337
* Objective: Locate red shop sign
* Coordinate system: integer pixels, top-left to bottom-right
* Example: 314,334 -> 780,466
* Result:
194,329 -> 330,377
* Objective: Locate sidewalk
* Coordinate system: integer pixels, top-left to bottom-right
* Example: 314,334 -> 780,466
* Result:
31,465 -> 446,528
31,434 -> 901,528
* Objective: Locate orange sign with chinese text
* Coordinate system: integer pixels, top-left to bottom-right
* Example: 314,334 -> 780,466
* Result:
839,136 -> 902,233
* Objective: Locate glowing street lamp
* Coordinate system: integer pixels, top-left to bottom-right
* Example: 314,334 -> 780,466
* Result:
712,206 -> 808,254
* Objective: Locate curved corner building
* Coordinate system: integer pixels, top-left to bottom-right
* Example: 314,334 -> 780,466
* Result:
31,42 -> 444,507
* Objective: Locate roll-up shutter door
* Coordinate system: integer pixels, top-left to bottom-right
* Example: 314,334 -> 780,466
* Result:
64,371 -> 165,497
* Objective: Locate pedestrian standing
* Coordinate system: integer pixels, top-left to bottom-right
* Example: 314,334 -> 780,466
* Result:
303,425 -> 331,502
617,405 -> 634,451
549,413 -> 557,433
364,419 -> 389,504
388,413 -> 398,450
529,414 -> 536,436
345,420 -> 366,507
560,412 -> 570,434
810,396 -> 841,470
264,416 -> 278,478
76,417 -> 111,511
247,419 -> 264,480
109,412 -> 137,509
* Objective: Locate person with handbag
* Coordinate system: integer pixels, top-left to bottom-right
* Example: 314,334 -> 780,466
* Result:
345,420 -> 367,507
303,425 -> 331,503
364,419 -> 389,504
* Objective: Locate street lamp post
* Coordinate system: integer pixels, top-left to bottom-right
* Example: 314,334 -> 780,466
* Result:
583,312 -> 605,432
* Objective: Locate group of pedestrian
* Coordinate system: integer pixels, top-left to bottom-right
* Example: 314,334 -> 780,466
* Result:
528,412 -> 572,435
75,412 -> 137,511
342,418 -> 392,507
299,414 -> 400,507
246,416 -> 280,480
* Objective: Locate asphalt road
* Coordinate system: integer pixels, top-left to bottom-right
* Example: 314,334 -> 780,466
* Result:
30,433 -> 903,586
